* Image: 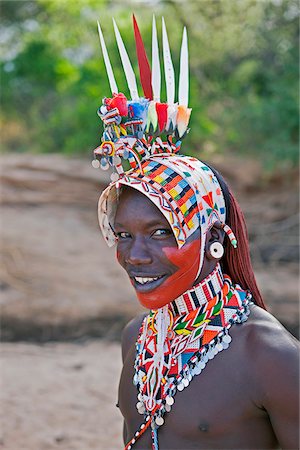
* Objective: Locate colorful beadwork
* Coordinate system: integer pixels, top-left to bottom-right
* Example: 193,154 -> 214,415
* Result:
124,265 -> 252,449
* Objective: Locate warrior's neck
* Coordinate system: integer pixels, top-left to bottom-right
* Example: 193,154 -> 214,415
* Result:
168,263 -> 224,316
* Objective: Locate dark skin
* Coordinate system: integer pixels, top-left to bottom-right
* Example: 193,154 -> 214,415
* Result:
114,187 -> 300,450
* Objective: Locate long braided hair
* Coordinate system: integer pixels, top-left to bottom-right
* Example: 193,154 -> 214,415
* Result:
206,163 -> 266,309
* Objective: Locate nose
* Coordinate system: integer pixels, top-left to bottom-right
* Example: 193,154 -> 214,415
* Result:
125,236 -> 152,265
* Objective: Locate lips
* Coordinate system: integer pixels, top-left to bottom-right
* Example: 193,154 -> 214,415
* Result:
130,274 -> 167,292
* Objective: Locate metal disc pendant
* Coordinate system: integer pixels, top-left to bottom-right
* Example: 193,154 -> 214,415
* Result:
165,404 -> 171,412
177,382 -> 184,391
92,159 -> 100,168
183,378 -> 189,387
166,396 -> 174,406
208,351 -> 215,360
194,365 -> 201,375
222,342 -> 229,350
199,360 -> 206,370
203,354 -> 209,363
223,334 -> 232,344
156,416 -> 164,426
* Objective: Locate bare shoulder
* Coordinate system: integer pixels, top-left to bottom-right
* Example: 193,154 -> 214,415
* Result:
242,304 -> 299,403
121,313 -> 147,362
241,306 -> 300,448
245,304 -> 299,356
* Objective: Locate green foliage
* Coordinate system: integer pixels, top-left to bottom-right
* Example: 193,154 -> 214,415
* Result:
0,0 -> 298,170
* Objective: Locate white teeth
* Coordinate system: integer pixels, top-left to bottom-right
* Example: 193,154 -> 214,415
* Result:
134,276 -> 161,285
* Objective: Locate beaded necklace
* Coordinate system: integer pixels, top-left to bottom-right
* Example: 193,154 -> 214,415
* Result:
124,264 -> 252,450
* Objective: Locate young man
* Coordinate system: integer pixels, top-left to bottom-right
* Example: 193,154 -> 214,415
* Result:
93,17 -> 299,449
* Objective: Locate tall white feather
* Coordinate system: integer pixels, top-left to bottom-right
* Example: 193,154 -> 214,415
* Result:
179,27 -> 189,107
112,18 -> 139,100
97,21 -> 118,94
162,17 -> 175,105
151,15 -> 161,102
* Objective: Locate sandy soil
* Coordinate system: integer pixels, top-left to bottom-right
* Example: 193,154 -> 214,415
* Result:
1,341 -> 123,450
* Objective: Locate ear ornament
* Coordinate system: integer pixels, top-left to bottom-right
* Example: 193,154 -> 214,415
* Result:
209,242 -> 224,259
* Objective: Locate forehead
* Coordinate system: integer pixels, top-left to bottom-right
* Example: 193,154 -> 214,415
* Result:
115,187 -> 169,225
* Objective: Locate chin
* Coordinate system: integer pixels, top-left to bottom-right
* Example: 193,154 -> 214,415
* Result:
135,275 -> 196,310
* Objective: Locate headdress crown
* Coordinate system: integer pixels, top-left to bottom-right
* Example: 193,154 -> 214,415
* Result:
92,15 -> 192,181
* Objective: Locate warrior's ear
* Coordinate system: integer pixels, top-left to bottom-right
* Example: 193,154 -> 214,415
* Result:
206,224 -> 225,246
204,225 -> 225,261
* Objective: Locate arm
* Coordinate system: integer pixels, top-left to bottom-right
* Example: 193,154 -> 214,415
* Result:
251,310 -> 300,449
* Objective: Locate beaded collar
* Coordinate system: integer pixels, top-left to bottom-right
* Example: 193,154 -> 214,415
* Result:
169,263 -> 224,315
124,266 -> 252,450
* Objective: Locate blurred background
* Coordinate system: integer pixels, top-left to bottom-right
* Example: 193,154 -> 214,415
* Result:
0,0 -> 299,449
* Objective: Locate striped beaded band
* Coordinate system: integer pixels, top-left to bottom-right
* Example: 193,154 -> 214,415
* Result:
169,263 -> 224,315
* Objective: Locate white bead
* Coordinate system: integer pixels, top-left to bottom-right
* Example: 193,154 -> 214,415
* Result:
177,383 -> 184,391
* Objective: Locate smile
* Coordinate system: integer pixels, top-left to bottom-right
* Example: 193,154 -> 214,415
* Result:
134,276 -> 163,285
130,274 -> 167,292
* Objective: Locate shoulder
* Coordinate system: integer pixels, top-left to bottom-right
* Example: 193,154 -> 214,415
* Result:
242,304 -> 299,403
242,305 -> 300,448
121,313 -> 147,362
244,304 -> 299,356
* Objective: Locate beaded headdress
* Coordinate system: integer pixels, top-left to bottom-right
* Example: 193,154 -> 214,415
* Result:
93,16 -> 237,278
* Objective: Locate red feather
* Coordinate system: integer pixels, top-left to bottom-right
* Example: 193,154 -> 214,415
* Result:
133,14 -> 153,100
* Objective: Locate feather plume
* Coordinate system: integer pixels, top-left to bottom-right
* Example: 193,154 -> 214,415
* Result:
133,15 -> 153,100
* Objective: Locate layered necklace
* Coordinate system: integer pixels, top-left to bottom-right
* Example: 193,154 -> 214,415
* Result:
124,264 -> 252,450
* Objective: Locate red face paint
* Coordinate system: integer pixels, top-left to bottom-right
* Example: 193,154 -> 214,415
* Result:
136,238 -> 201,310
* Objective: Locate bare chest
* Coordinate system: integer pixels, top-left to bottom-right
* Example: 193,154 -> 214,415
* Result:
118,328 -> 278,449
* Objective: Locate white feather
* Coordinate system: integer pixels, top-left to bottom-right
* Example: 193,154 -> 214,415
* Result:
179,27 -> 189,107
151,15 -> 161,102
97,21 -> 118,94
113,18 -> 139,100
162,17 -> 175,105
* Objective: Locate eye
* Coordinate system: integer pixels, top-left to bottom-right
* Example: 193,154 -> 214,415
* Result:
116,231 -> 131,239
152,229 -> 172,238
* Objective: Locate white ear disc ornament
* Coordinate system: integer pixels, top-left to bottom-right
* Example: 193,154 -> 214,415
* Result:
209,242 -> 224,259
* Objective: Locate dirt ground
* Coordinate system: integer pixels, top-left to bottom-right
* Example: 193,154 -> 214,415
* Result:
1,341 -> 123,450
0,153 -> 298,450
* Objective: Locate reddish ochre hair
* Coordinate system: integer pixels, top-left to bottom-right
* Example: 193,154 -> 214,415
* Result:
206,164 -> 266,309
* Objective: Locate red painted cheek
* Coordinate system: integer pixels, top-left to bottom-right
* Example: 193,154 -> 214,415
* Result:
137,239 -> 201,310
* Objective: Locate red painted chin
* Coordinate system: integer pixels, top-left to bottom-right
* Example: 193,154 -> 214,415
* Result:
136,239 -> 201,310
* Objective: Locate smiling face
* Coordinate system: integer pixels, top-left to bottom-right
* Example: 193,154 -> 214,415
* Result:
113,187 -> 201,309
